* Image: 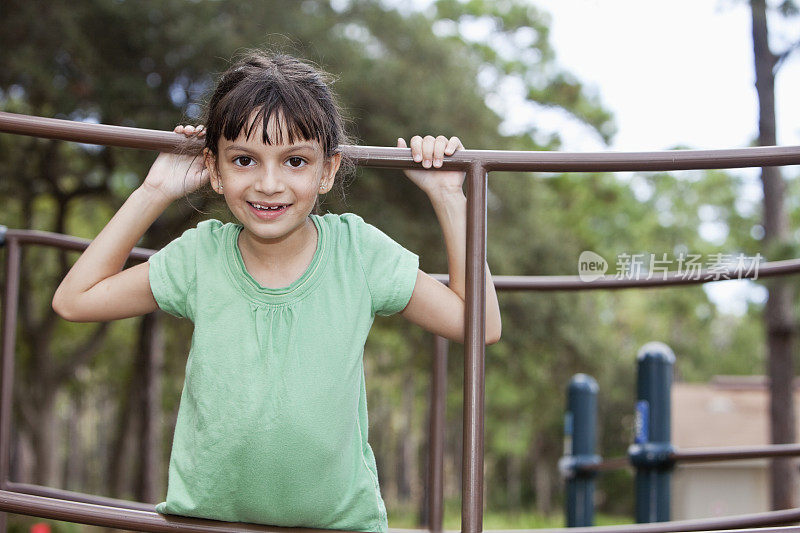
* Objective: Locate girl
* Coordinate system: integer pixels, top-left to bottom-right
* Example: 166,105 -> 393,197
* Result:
52,51 -> 501,532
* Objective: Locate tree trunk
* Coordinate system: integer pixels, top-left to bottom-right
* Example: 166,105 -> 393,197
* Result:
107,355 -> 136,498
533,457 -> 553,515
397,373 -> 417,504
506,453 -> 522,509
64,393 -> 83,491
30,394 -> 58,487
136,312 -> 164,503
751,0 -> 797,510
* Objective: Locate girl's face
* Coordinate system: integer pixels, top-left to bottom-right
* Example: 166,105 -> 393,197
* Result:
205,112 -> 341,246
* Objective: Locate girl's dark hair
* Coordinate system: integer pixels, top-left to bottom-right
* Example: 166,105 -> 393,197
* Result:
204,51 -> 350,163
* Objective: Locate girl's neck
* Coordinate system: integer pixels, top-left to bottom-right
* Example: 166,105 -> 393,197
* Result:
237,217 -> 318,286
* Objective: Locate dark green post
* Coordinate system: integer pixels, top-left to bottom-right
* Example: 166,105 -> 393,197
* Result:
561,374 -> 599,527
628,342 -> 675,523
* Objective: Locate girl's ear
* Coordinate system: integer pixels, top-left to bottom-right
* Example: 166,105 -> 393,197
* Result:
319,152 -> 342,194
204,149 -> 223,194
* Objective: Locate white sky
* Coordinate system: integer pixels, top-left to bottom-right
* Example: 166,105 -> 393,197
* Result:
527,0 -> 800,152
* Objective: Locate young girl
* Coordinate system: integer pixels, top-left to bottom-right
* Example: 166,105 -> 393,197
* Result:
52,51 -> 501,532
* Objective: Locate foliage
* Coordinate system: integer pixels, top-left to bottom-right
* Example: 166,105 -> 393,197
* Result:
0,0 -> 781,524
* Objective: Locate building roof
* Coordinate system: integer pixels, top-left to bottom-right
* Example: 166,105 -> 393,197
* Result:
672,376 -> 800,448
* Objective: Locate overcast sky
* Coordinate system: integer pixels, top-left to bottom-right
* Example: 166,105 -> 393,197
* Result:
526,0 -> 800,153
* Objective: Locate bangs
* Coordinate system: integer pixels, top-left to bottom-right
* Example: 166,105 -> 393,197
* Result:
215,78 -> 332,151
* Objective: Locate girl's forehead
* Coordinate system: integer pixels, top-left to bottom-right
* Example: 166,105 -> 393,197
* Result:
223,111 -> 323,151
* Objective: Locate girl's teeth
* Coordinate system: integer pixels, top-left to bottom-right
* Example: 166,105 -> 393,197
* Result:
252,203 -> 283,210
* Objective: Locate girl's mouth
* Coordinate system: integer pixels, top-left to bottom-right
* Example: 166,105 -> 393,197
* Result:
248,201 -> 290,220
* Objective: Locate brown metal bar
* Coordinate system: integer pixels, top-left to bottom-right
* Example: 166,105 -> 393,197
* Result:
474,146 -> 800,172
2,487 -> 800,533
0,111 -> 191,153
3,228 -> 154,261
467,260 -> 800,290
703,528 -> 800,533
0,489 -> 346,533
434,262 -> 800,290
5,481 -> 155,512
577,444 -> 800,474
3,111 -> 800,172
0,237 -> 21,532
672,444 -> 800,463
488,509 -> 800,533
0,238 -> 21,485
9,227 -> 800,293
427,336 -> 448,533
462,163 -> 487,533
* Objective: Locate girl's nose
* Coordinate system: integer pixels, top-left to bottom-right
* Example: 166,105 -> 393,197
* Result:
253,166 -> 285,195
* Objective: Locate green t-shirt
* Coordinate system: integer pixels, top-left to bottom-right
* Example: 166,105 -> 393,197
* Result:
148,213 -> 419,532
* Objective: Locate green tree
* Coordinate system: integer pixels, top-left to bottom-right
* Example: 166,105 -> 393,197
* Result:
749,0 -> 800,509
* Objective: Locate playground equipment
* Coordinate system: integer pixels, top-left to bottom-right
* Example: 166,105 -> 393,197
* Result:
3,111 -> 800,533
560,374 -> 600,527
561,343 -> 800,528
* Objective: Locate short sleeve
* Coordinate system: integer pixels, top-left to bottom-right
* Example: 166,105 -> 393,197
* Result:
352,216 -> 419,316
148,226 -> 198,320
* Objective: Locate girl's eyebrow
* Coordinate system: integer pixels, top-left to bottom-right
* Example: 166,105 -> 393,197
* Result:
223,143 -> 318,153
280,142 -> 318,153
223,144 -> 255,153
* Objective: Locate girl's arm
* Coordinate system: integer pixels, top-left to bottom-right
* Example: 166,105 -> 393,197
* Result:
52,126 -> 208,322
397,135 -> 502,344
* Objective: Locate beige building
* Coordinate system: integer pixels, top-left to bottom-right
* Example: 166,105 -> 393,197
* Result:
671,376 -> 800,519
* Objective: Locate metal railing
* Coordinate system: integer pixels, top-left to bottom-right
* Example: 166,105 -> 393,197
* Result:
2,111 -> 800,533
561,349 -> 800,527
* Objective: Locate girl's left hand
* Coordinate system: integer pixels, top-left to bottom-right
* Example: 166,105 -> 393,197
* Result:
398,135 -> 465,196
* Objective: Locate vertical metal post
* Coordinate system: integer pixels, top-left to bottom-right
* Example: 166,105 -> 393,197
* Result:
561,374 -> 599,527
628,342 -> 675,523
462,163 -> 487,533
0,235 -> 21,532
427,335 -> 448,532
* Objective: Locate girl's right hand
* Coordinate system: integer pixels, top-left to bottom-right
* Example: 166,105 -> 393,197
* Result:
141,125 -> 208,201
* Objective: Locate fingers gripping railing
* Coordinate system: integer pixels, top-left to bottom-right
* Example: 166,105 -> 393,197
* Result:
2,111 -> 800,533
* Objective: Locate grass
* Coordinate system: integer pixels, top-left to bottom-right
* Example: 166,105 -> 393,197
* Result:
386,500 -> 634,530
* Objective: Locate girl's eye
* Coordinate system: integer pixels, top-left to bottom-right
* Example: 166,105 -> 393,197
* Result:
287,156 -> 307,168
233,156 -> 255,167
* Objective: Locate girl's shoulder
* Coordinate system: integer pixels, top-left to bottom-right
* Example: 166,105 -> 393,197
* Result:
312,212 -> 407,254
161,218 -> 235,254
313,212 -> 375,240
184,218 -> 237,240
314,211 -> 364,225
196,218 -> 230,233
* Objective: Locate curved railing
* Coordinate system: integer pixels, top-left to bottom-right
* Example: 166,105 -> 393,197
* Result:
2,111 -> 800,533
4,487 -> 800,533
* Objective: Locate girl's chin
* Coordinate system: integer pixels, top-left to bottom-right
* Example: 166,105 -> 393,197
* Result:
240,215 -> 314,243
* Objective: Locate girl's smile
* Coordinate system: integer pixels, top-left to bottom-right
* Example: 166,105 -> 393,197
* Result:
247,201 -> 289,220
